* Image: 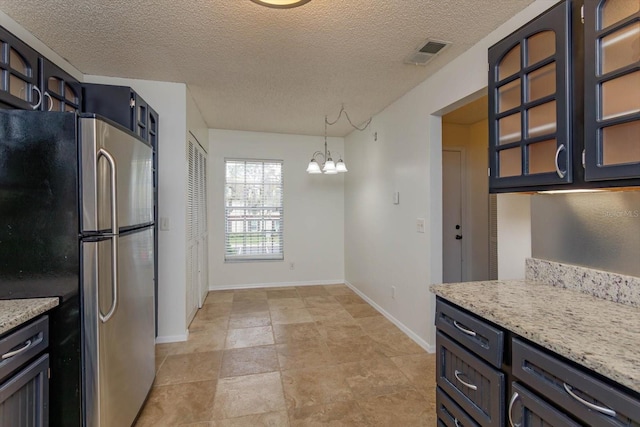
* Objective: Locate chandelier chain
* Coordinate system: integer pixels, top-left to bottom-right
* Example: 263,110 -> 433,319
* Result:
325,105 -> 373,131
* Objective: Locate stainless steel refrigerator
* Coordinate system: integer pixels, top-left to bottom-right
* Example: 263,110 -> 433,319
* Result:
0,110 -> 155,426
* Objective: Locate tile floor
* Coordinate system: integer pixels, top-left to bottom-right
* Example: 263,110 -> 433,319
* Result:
135,284 -> 437,426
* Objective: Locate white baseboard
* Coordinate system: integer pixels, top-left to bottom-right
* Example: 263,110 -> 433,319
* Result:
156,331 -> 189,344
209,279 -> 345,291
344,281 -> 436,353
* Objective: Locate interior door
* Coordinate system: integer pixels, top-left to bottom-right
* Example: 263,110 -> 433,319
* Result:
443,149 -> 463,283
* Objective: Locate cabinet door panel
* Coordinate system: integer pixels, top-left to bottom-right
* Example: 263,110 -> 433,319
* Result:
40,58 -> 81,112
489,1 -> 572,191
584,0 -> 640,181
0,28 -> 40,110
509,382 -> 581,427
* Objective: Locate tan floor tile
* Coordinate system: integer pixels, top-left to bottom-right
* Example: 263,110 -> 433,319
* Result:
288,401 -> 369,427
271,308 -> 314,325
225,326 -> 274,349
341,303 -> 381,319
308,308 -> 354,325
189,314 -> 229,333
275,340 -> 334,370
334,294 -> 366,305
134,381 -> 216,426
356,316 -> 400,334
296,286 -> 330,297
205,291 -> 234,304
325,335 -> 385,364
228,311 -> 271,329
369,330 -> 425,357
231,300 -> 270,315
267,289 -> 299,299
357,390 -> 436,426
267,298 -> 305,310
282,366 -> 353,411
302,296 -> 341,309
316,323 -> 366,342
341,357 -> 413,399
220,346 -> 279,378
233,290 -> 268,301
390,353 -> 437,400
156,343 -> 174,359
155,351 -> 222,386
273,322 -> 322,344
155,354 -> 166,374
157,330 -> 227,355
211,412 -> 289,427
195,303 -> 233,319
212,372 -> 286,419
323,284 -> 355,296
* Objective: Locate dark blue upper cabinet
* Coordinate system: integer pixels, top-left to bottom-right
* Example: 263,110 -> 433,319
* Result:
39,58 -> 82,113
583,0 -> 640,181
488,1 -> 572,192
0,27 -> 41,110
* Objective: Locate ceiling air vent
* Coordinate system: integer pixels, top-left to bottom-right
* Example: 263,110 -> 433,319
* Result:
404,39 -> 451,66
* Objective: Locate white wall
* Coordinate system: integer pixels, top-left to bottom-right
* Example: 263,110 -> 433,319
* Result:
209,129 -> 345,288
84,75 -> 190,342
497,194 -> 531,279
344,0 -> 558,350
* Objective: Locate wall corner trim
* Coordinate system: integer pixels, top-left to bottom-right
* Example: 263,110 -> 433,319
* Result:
155,331 -> 189,344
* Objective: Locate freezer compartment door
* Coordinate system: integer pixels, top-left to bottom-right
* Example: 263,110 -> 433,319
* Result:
81,117 -> 153,233
82,227 -> 155,427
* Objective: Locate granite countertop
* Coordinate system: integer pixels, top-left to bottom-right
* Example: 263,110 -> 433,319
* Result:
430,280 -> 640,394
0,298 -> 59,335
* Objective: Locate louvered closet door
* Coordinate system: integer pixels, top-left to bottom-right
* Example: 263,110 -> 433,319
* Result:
186,137 -> 209,325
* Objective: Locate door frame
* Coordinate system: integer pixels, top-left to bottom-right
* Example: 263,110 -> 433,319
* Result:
442,146 -> 469,282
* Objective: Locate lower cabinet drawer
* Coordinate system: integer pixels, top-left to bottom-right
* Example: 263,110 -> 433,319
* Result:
436,331 -> 505,427
509,382 -> 581,427
512,338 -> 640,426
0,353 -> 49,427
437,386 -> 480,427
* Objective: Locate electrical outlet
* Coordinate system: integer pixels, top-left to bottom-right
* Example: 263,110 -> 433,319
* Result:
416,218 -> 425,233
391,285 -> 396,299
289,262 -> 295,270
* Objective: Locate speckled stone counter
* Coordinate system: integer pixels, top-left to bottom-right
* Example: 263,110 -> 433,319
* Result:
0,298 -> 59,335
430,280 -> 640,394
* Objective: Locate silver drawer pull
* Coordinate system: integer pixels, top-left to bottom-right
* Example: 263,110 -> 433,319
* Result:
454,418 -> 462,427
453,320 -> 477,337
2,339 -> 33,360
454,370 -> 478,391
563,383 -> 616,418
508,391 -> 520,427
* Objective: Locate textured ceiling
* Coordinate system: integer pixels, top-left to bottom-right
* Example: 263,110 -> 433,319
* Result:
0,0 -> 534,136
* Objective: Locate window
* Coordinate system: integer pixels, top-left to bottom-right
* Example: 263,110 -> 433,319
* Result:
225,159 -> 283,261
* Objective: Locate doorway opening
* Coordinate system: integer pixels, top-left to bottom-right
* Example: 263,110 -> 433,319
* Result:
441,95 -> 497,282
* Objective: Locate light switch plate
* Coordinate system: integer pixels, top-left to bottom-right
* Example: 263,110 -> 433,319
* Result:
416,218 -> 425,233
159,217 -> 170,231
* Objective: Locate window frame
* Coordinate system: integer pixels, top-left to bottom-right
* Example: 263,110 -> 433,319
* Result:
224,158 -> 284,262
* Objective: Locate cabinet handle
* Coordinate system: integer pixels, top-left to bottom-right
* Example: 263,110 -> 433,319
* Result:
44,92 -> 53,111
554,144 -> 567,178
453,320 -> 476,337
563,383 -> 616,418
454,419 -> 462,427
31,86 -> 42,110
454,370 -> 477,391
1,339 -> 32,360
508,391 -> 520,427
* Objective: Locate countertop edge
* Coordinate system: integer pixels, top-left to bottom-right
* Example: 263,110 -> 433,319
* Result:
430,280 -> 640,395
0,298 -> 60,335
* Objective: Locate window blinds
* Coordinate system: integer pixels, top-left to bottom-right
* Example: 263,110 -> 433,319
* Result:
224,159 -> 284,261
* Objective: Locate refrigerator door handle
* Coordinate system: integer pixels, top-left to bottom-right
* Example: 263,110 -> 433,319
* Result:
98,148 -> 119,323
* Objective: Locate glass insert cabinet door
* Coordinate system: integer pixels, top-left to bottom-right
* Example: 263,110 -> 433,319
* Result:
584,0 -> 640,181
488,1 -> 572,191
0,27 -> 41,110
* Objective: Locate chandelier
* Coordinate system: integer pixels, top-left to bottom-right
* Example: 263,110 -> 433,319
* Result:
306,106 -> 372,175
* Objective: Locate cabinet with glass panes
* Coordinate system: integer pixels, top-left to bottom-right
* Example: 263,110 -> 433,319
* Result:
488,0 -> 639,192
